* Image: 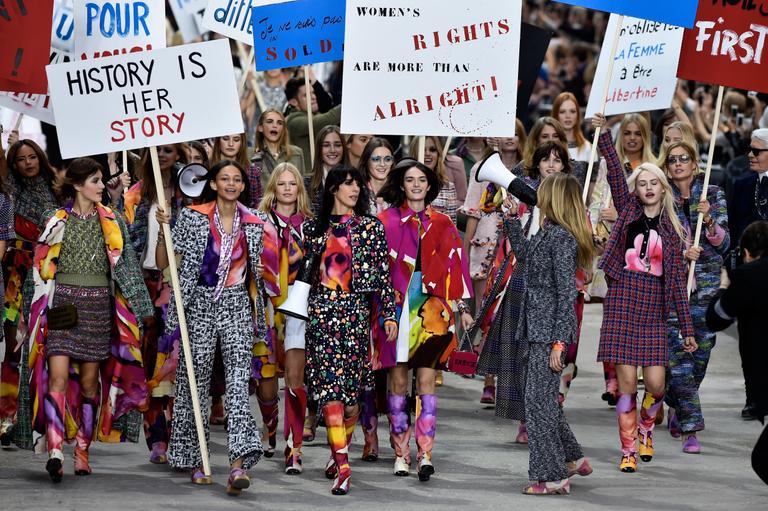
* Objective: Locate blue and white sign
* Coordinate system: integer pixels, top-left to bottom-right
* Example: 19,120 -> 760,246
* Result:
168,0 -> 208,43
556,0 -> 699,29
252,0 -> 344,70
73,0 -> 166,60
203,0 -> 290,46
52,0 -> 75,52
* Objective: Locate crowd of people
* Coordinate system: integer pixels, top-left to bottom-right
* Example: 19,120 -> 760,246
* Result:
1,0 -> 768,499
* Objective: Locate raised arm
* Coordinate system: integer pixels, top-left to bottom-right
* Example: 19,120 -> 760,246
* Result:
593,114 -> 631,211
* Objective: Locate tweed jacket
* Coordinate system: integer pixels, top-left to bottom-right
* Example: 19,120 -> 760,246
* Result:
303,215 -> 396,320
504,216 -> 578,345
165,203 -> 268,341
597,131 -> 695,337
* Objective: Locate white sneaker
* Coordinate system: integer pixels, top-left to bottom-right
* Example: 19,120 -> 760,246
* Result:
417,453 -> 434,481
393,456 -> 409,476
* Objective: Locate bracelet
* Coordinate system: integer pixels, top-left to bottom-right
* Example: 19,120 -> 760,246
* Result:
704,217 -> 715,229
457,301 -> 471,315
552,341 -> 566,352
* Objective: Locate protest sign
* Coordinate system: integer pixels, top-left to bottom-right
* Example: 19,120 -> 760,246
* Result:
47,38 -> 244,158
0,48 -> 71,125
168,0 -> 208,43
203,0 -> 290,46
555,0 -> 698,28
585,14 -> 684,117
73,0 -> 166,60
341,0 -> 522,137
677,1 -> 768,93
0,0 -> 55,94
518,23 -> 552,114
252,0 -> 344,70
52,0 -> 75,52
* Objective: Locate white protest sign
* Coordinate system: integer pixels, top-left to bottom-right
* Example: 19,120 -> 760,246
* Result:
0,49 -> 71,125
47,39 -> 244,157
585,14 -> 684,117
202,0 -> 290,46
341,0 -> 521,137
73,0 -> 166,60
169,0 -> 208,43
52,0 -> 75,52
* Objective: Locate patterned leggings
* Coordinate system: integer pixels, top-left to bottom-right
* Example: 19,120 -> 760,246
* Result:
525,343 -> 583,481
168,285 -> 262,470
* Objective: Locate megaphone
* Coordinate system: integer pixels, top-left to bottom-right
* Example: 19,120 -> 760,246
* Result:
476,151 -> 538,207
276,252 -> 321,321
175,163 -> 208,198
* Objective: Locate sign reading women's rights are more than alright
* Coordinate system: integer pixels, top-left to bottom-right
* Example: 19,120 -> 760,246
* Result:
585,14 -> 684,118
341,0 -> 522,137
47,39 -> 244,158
73,0 -> 166,60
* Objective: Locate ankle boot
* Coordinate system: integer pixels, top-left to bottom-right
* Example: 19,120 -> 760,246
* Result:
360,389 -> 378,461
75,394 -> 99,475
415,394 -> 437,481
257,396 -> 279,458
45,391 -> 67,483
323,402 -> 350,495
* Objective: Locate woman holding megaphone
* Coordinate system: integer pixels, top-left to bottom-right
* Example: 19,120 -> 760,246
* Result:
302,165 -> 397,495
156,159 -> 268,496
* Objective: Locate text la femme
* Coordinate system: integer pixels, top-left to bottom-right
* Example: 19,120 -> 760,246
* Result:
64,52 -> 207,142
373,76 -> 498,121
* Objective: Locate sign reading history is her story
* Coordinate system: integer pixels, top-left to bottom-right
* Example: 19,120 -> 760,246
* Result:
586,14 -> 684,117
251,0 -> 345,70
341,0 -> 522,137
47,39 -> 244,157
677,0 -> 768,93
73,0 -> 166,60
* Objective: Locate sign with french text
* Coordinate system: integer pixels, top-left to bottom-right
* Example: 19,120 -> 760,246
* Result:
555,0 -> 699,29
252,0 -> 344,70
168,0 -> 208,43
677,0 -> 768,93
47,39 -> 244,157
341,0 -> 522,137
0,0 -> 55,94
73,0 -> 166,60
202,0 -> 290,46
586,14 -> 684,117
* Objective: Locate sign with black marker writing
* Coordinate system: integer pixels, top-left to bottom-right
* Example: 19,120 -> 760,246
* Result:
47,39 -> 244,157
73,0 -> 166,60
586,14 -> 684,117
341,0 -> 522,137
203,0 -> 289,46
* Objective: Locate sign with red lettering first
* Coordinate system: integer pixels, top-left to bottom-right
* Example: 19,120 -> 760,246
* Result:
677,1 -> 768,92
340,0 -> 522,137
46,39 -> 244,158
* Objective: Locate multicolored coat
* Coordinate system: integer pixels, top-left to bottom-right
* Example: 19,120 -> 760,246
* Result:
372,205 -> 472,369
27,204 -> 153,447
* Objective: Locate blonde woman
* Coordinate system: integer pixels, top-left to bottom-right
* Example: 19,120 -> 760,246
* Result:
593,113 -> 696,473
258,162 -> 313,473
503,173 -> 594,496
660,121 -> 699,159
616,114 -> 656,172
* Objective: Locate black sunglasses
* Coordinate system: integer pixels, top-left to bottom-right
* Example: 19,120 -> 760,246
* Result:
749,146 -> 768,156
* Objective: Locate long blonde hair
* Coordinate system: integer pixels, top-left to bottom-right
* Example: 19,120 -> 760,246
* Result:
408,136 -> 448,184
258,162 -> 313,218
660,121 -> 698,158
537,173 -> 593,269
627,163 -> 686,242
617,114 -> 655,168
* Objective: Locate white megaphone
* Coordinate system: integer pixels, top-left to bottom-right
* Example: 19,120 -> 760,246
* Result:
476,151 -> 538,207
276,252 -> 320,320
176,163 -> 208,198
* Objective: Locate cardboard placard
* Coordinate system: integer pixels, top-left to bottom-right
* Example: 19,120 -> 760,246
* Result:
202,0 -> 289,46
168,0 -> 208,43
677,1 -> 768,93
0,0 -> 55,94
47,39 -> 244,157
0,48 -> 71,125
586,14 -> 684,117
555,0 -> 699,29
341,0 -> 522,137
251,0 -> 345,70
73,0 -> 166,60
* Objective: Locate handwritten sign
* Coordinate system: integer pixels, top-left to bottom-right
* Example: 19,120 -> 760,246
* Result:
586,14 -> 684,117
168,0 -> 208,43
0,0 -> 55,94
0,48 -> 71,125
677,1 -> 768,93
202,0 -> 290,46
341,0 -> 522,137
73,0 -> 166,60
52,0 -> 75,52
555,0 -> 699,29
252,0 -> 344,70
47,39 -> 244,157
